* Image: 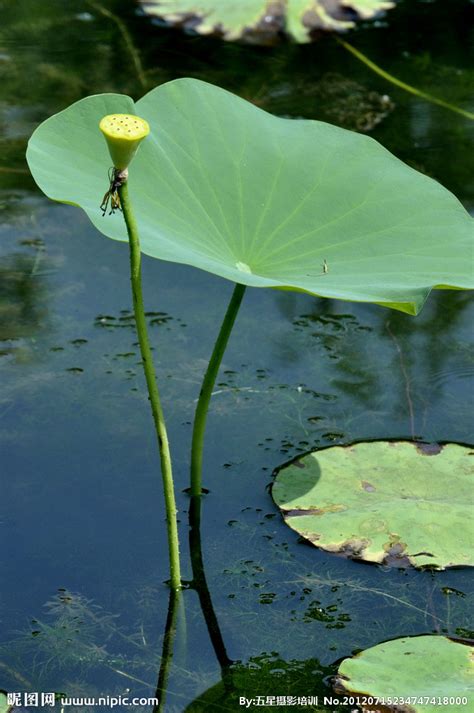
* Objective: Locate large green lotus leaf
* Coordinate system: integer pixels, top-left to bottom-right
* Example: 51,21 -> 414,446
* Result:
139,0 -> 395,40
27,79 -> 473,314
336,636 -> 474,710
272,441 -> 474,569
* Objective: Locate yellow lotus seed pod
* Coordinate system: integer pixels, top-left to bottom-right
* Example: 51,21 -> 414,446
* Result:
99,114 -> 150,170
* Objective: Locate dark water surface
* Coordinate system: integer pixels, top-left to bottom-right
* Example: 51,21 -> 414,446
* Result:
1,0 -> 473,710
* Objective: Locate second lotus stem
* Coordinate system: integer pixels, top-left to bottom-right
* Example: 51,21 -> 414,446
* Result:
190,282 -> 246,497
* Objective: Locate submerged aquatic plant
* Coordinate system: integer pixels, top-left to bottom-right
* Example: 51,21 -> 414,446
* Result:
0,589 -> 166,698
26,79 -> 473,586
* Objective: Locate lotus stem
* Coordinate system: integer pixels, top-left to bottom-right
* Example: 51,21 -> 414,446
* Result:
118,179 -> 181,591
190,282 -> 246,497
86,0 -> 148,91
336,37 -> 474,121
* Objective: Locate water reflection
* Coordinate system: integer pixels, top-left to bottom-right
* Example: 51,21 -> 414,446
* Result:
2,1 -> 472,199
270,289 -> 474,442
154,589 -> 183,713
173,495 -> 339,712
0,246 -> 50,356
0,500 -> 472,709
1,0 -> 473,708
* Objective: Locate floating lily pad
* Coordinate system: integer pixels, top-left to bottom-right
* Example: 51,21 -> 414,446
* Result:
139,0 -> 395,42
26,80 -> 473,316
336,635 -> 474,711
0,692 -> 9,713
272,441 -> 474,569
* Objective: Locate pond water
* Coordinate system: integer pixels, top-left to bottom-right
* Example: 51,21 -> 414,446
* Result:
1,0 -> 473,710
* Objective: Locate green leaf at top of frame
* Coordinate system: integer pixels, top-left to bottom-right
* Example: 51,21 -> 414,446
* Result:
138,0 -> 395,42
272,441 -> 474,569
336,635 -> 473,710
26,79 -> 473,314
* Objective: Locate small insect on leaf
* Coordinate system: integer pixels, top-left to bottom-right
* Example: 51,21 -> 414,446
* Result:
306,260 -> 328,278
